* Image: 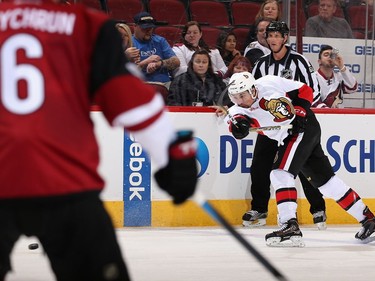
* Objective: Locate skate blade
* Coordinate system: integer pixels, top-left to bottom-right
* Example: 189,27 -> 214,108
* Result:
266,236 -> 305,248
242,218 -> 266,228
356,234 -> 375,244
315,222 -> 327,230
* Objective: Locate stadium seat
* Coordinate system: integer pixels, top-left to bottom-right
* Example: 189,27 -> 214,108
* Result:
231,27 -> 250,54
347,5 -> 374,39
108,0 -> 144,23
154,26 -> 183,46
280,2 -> 306,35
149,0 -> 189,26
201,26 -> 223,49
190,0 -> 231,28
146,82 -> 169,104
231,1 -> 261,27
80,0 -> 103,11
352,30 -> 366,39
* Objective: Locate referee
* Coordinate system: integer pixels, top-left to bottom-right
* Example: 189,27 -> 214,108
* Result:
244,21 -> 327,229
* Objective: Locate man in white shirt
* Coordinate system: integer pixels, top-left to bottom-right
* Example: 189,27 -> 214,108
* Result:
315,45 -> 358,108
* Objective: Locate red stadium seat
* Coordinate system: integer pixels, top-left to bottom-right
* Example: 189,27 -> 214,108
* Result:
108,0 -> 144,23
277,2 -> 306,36
352,30 -> 366,39
231,1 -> 261,27
146,82 -> 169,104
190,0 -> 231,28
279,2 -> 306,34
231,27 -> 250,54
80,0 -> 103,11
149,0 -> 189,26
347,5 -> 374,39
201,26 -> 223,49
154,26 -> 183,47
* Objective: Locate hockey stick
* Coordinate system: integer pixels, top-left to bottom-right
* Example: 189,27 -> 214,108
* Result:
249,124 -> 292,132
192,192 -> 289,281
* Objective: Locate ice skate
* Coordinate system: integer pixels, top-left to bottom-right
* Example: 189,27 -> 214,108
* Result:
242,210 -> 267,227
355,207 -> 375,243
313,210 -> 327,230
265,218 -> 305,247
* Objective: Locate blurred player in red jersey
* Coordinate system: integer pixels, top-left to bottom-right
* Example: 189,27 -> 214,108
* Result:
0,1 -> 197,280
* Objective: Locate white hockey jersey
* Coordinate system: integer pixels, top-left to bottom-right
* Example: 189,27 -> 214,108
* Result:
314,68 -> 358,108
243,41 -> 271,58
227,75 -> 312,145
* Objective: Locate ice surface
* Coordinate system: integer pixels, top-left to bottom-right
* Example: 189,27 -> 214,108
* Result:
7,225 -> 375,281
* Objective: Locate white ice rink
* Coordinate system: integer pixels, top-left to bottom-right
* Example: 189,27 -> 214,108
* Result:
6,225 -> 375,281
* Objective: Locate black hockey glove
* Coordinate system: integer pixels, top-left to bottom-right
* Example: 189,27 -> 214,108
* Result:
288,106 -> 307,135
229,115 -> 252,139
154,130 -> 197,205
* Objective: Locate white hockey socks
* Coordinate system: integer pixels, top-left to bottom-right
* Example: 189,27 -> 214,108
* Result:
319,175 -> 367,222
270,169 -> 297,224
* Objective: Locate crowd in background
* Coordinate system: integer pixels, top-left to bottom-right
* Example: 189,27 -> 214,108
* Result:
115,0 -> 360,108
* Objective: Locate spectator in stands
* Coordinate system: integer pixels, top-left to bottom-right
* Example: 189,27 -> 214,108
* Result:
131,12 -> 180,87
116,23 -> 140,64
245,0 -> 281,47
216,31 -> 241,66
305,0 -> 354,38
167,49 -> 228,106
315,45 -> 358,108
244,17 -> 272,68
222,56 -> 252,84
116,23 -> 133,49
172,21 -> 227,78
255,0 -> 281,21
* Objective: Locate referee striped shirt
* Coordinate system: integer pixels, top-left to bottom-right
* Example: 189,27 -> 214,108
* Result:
252,46 -> 321,106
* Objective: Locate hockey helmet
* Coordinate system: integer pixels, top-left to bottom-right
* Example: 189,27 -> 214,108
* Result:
266,21 -> 289,38
228,72 -> 256,97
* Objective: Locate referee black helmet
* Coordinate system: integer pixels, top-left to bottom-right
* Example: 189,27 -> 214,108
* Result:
266,21 -> 289,38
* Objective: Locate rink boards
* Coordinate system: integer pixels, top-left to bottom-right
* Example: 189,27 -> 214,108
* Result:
92,107 -> 375,228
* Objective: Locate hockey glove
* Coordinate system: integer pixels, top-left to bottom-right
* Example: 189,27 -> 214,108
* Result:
154,130 -> 197,205
288,106 -> 307,135
229,115 -> 252,139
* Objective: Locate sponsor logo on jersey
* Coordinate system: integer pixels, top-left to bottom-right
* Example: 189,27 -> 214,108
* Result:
259,97 -> 294,122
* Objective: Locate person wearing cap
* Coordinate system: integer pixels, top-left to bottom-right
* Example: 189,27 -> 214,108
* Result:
131,12 -> 180,87
241,21 -> 327,230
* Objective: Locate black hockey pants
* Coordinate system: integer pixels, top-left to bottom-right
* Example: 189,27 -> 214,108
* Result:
250,133 -> 326,214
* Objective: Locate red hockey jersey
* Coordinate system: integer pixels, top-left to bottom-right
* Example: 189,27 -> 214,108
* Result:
0,1 -> 169,198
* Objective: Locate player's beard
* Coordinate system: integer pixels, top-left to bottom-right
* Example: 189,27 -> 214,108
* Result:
322,61 -> 335,69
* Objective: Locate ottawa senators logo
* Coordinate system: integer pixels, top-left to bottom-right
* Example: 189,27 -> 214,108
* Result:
259,97 -> 295,122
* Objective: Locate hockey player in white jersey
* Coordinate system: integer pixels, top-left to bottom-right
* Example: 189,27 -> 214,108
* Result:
225,72 -> 375,247
315,45 -> 358,108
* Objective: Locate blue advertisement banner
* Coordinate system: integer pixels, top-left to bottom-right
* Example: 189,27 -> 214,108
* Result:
123,133 -> 151,226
